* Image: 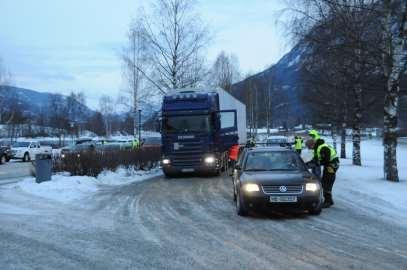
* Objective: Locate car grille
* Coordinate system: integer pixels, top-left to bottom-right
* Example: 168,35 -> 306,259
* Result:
261,185 -> 303,195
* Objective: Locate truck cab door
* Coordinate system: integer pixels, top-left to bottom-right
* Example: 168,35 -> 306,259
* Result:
216,110 -> 238,151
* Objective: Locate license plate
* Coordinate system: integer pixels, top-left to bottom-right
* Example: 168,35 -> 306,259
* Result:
181,168 -> 195,173
270,196 -> 298,203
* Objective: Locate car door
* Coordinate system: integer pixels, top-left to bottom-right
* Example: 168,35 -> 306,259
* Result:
216,110 -> 238,152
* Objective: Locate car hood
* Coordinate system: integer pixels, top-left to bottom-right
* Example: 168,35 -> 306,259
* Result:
240,171 -> 312,185
11,147 -> 27,151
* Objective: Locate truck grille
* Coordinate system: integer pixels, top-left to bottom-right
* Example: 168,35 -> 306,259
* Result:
261,185 -> 303,195
170,140 -> 205,168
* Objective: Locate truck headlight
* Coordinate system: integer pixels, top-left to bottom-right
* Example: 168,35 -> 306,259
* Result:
306,183 -> 319,192
162,158 -> 170,165
204,156 -> 215,164
244,183 -> 260,192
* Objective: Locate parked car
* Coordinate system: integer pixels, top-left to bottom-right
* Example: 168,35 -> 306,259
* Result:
0,145 -> 11,164
142,137 -> 162,147
10,141 -> 52,162
60,141 -> 98,158
265,136 -> 291,147
233,146 -> 323,216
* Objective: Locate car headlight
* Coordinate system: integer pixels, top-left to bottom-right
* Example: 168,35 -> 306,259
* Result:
306,183 -> 319,192
162,158 -> 170,165
244,183 -> 260,192
61,154 -> 66,159
204,156 -> 215,164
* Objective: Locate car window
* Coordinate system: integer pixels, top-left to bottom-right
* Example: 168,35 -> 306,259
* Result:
244,151 -> 306,171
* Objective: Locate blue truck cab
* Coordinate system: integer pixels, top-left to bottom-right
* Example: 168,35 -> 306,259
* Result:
161,88 -> 246,177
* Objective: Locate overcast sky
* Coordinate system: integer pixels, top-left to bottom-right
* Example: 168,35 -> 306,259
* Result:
0,0 -> 292,108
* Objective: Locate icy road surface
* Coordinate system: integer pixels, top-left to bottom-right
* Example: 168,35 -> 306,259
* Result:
1,174 -> 406,270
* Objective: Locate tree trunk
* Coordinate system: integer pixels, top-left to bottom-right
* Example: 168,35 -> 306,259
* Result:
332,126 -> 337,151
383,63 -> 401,182
382,0 -> 406,182
352,84 -> 362,166
340,122 -> 346,159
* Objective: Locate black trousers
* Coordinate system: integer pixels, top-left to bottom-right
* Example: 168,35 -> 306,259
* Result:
322,162 -> 339,203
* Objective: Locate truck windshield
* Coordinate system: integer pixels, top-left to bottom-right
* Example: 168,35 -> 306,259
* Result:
163,115 -> 211,133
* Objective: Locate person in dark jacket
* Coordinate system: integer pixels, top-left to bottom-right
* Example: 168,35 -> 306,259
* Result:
306,138 -> 339,208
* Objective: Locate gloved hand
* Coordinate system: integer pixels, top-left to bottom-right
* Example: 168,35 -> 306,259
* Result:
326,165 -> 335,174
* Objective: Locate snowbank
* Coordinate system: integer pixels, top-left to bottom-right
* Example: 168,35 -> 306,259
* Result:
7,168 -> 162,204
315,138 -> 407,225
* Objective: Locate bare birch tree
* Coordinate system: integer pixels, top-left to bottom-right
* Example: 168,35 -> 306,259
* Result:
99,95 -> 114,137
121,17 -> 152,137
382,0 -> 407,182
137,0 -> 210,92
287,0 -> 382,166
210,51 -> 241,92
0,58 -> 14,124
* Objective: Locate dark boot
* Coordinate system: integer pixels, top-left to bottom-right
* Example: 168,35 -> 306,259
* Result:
323,192 -> 334,208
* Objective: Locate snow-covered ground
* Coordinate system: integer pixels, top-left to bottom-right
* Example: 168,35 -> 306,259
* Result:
0,167 -> 162,206
303,138 -> 407,226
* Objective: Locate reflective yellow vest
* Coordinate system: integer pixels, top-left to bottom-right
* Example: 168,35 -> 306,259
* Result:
316,143 -> 337,161
295,138 -> 303,150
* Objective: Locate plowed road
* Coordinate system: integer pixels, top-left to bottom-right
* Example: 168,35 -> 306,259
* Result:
0,173 -> 406,269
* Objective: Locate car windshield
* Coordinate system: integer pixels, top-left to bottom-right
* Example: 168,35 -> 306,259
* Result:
244,151 -> 306,171
12,142 -> 30,148
163,115 -> 211,133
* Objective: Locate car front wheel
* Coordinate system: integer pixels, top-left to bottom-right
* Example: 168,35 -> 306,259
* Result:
0,155 -> 6,164
236,189 -> 248,216
23,153 -> 30,162
308,204 -> 322,215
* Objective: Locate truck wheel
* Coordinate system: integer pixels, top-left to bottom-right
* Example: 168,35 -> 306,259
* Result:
0,155 -> 6,164
236,189 -> 248,216
23,153 -> 30,162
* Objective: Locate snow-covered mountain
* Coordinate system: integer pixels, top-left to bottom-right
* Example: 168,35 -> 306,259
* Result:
0,86 -> 94,120
231,42 -> 407,129
231,43 -> 309,128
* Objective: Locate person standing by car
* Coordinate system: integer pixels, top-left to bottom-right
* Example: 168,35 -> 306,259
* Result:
294,136 -> 304,154
308,129 -> 320,140
306,138 -> 339,208
131,138 -> 140,150
228,144 -> 240,176
246,137 -> 256,148
308,129 -> 321,178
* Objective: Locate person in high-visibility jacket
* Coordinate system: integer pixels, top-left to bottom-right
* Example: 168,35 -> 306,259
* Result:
308,129 -> 320,140
294,136 -> 304,154
131,138 -> 140,150
306,138 -> 340,208
228,144 -> 240,176
308,129 -> 321,178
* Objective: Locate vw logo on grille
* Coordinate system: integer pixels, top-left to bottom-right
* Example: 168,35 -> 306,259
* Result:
279,186 -> 288,192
